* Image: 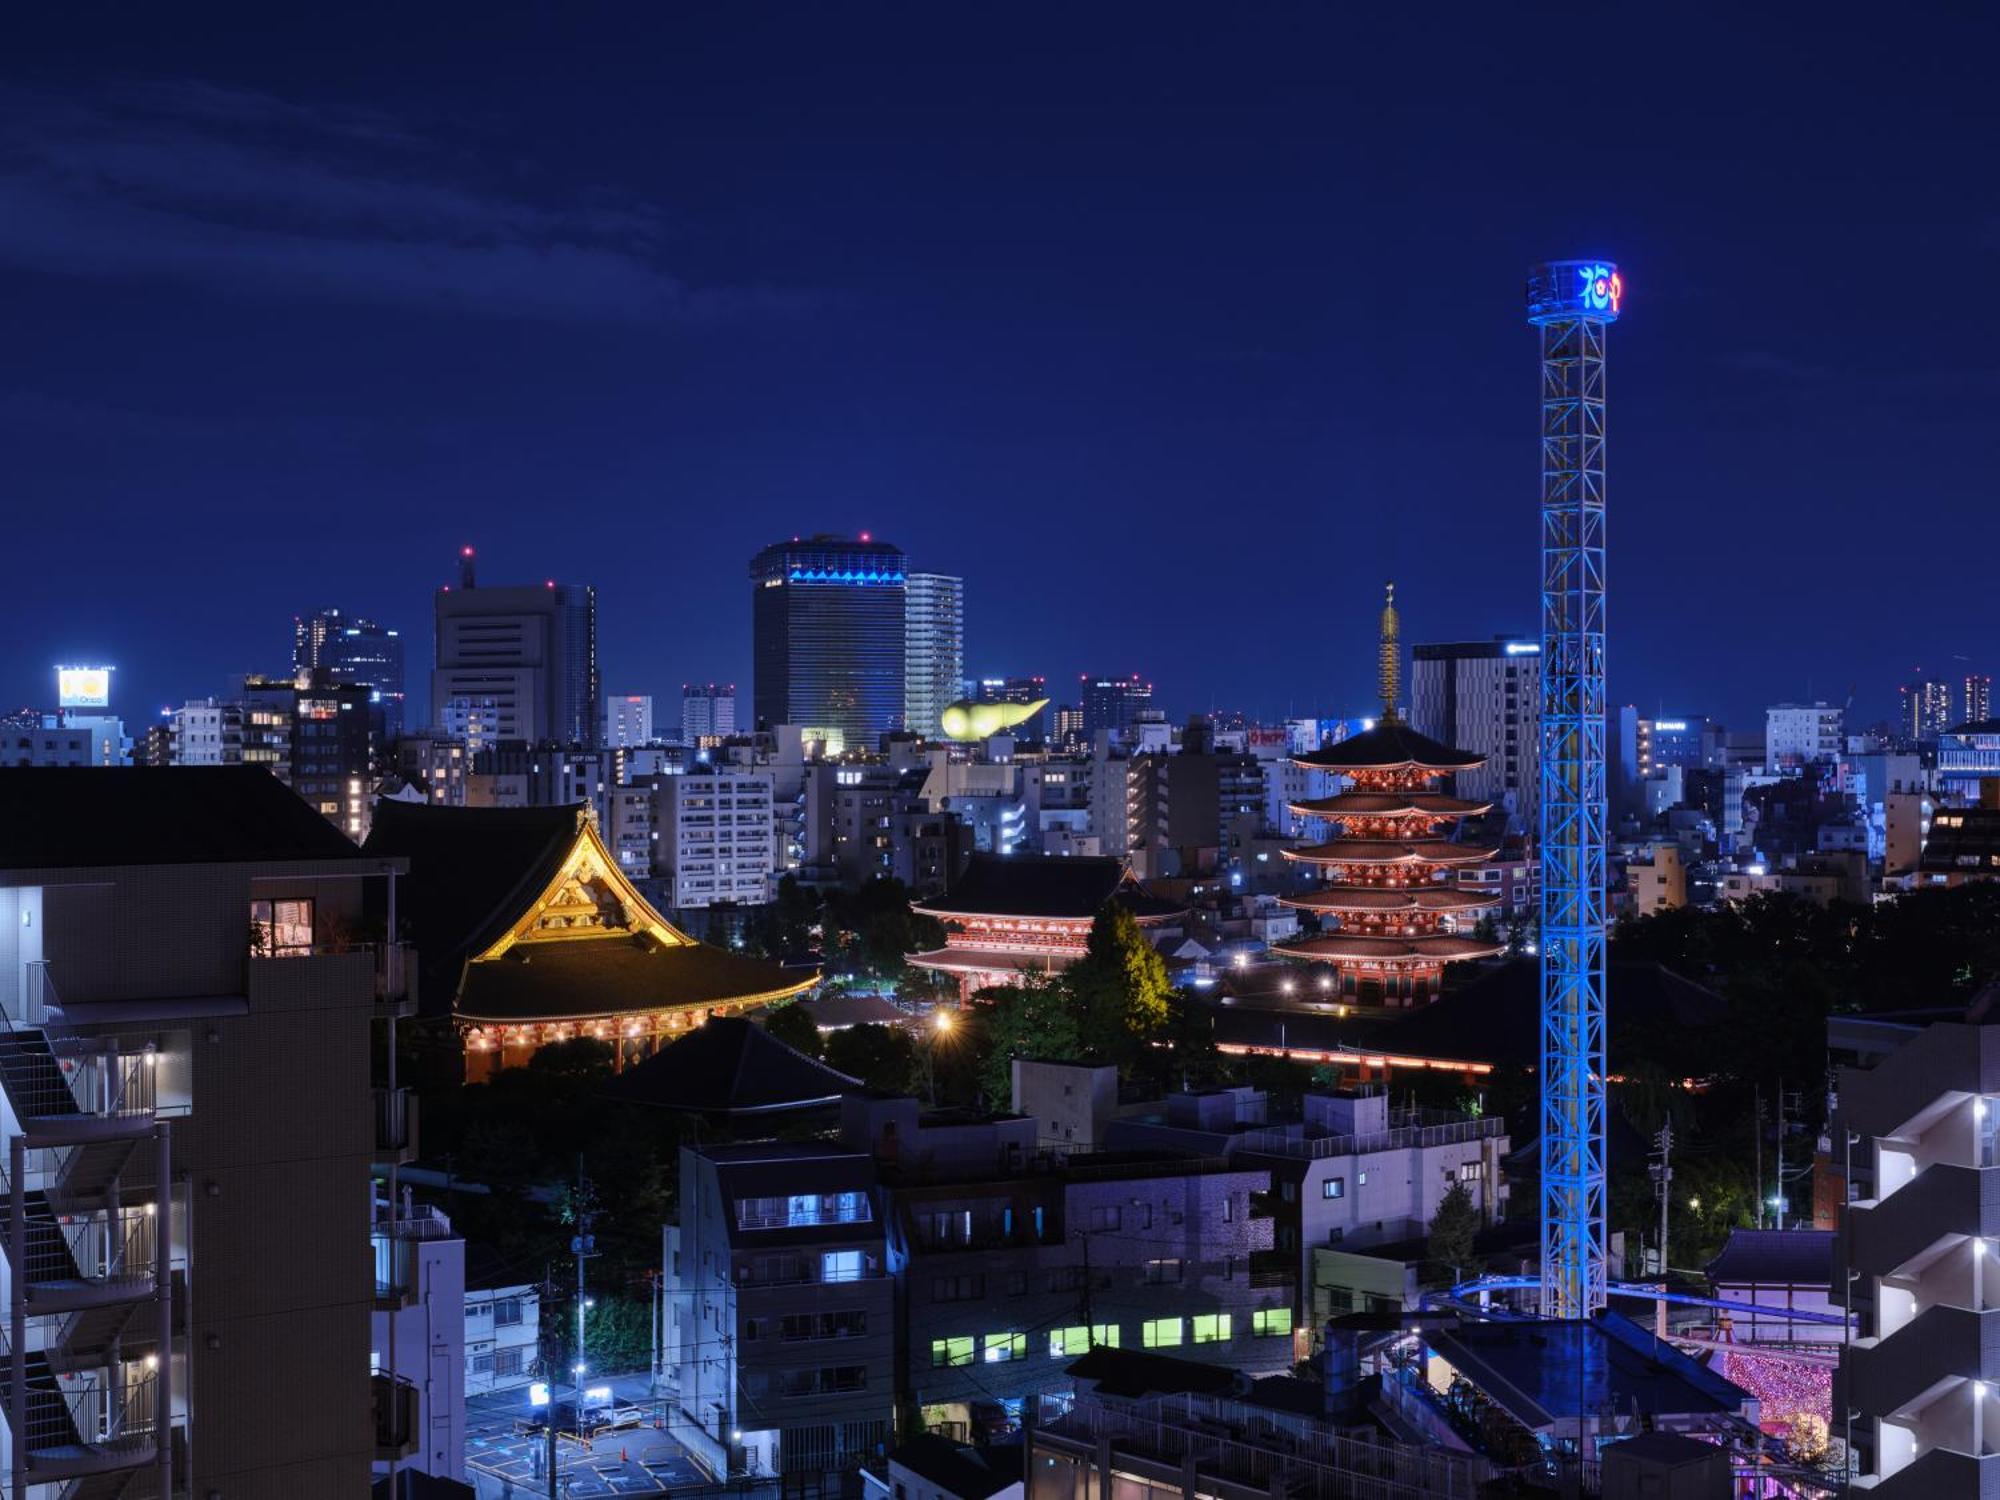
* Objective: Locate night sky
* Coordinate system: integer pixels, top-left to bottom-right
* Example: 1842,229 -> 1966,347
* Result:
6,6 -> 1996,732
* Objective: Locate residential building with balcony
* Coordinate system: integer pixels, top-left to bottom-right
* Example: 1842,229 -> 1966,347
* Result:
1835,1012 -> 2000,1494
668,1141 -> 895,1480
463,1276 -> 540,1396
1105,1087 -> 1508,1307
838,1095 -> 1289,1441
652,767 -> 777,908
0,765 -> 404,1495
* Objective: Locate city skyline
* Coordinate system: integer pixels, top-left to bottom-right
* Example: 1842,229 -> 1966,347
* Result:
6,9 -> 1996,731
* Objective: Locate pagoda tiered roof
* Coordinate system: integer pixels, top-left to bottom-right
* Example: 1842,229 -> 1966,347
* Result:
1284,887 -> 1492,915
1288,790 -> 1492,819
1283,838 -> 1497,867
1270,933 -> 1502,965
1293,720 -> 1483,774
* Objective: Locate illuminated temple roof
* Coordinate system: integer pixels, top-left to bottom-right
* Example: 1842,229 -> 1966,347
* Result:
1292,720 -> 1484,774
1270,933 -> 1501,964
1283,838 -> 1497,867
1283,887 -> 1491,915
912,853 -> 1185,922
363,801 -> 814,1024
1288,791 -> 1491,819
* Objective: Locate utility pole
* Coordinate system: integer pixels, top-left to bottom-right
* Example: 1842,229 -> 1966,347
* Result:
1773,1076 -> 1802,1232
538,1264 -> 562,1500
572,1157 -> 599,1411
1649,1117 -> 1674,1276
1753,1084 -> 1764,1231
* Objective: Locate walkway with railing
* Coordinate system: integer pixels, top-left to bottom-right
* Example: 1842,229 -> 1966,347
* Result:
1235,1111 -> 1506,1161
1039,1390 -> 1493,1500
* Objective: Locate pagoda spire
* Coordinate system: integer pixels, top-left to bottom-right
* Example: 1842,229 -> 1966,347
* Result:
1377,580 -> 1402,723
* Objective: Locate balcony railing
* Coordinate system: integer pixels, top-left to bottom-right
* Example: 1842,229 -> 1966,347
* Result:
0,975 -> 158,1142
1234,1114 -> 1506,1161
11,1206 -> 159,1315
371,1201 -> 454,1305
373,1087 -> 418,1161
14,1367 -> 161,1480
371,1372 -> 420,1460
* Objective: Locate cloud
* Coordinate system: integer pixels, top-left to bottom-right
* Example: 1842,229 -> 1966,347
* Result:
0,81 -> 811,324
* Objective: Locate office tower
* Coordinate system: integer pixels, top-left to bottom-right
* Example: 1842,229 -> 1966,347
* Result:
0,767 -> 410,1493
296,609 -> 407,743
903,572 -> 965,740
432,548 -> 600,747
1967,672 -> 1993,726
750,535 -> 907,752
1900,670 -> 1955,741
606,693 -> 654,747
1080,674 -> 1153,743
241,673 -> 378,839
976,675 -> 1049,741
1051,703 -> 1084,748
1410,636 -> 1543,829
1765,702 -> 1845,766
682,683 -> 738,743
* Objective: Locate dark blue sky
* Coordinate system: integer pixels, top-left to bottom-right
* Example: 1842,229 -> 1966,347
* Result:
6,5 -> 1995,731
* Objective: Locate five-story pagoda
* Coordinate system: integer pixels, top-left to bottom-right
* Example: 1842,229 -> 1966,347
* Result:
1275,584 -> 1505,1004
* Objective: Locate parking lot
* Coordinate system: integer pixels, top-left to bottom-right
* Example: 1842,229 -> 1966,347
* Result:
467,1378 -> 711,1497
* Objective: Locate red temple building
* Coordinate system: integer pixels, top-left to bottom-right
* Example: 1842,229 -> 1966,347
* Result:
910,853 -> 1186,1000
1274,585 -> 1505,1004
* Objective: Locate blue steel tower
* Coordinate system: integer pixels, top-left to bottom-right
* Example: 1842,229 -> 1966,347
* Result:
1528,259 -> 1621,1320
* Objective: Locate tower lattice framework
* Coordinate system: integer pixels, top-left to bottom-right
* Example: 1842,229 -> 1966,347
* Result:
1530,262 -> 1617,1320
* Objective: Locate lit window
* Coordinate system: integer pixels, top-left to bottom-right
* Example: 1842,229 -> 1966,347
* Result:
1252,1308 -> 1292,1337
1141,1318 -> 1182,1349
1322,1177 -> 1345,1200
983,1332 -> 1026,1363
931,1337 -> 974,1368
249,899 -> 314,957
1192,1314 -> 1231,1344
821,1251 -> 864,1283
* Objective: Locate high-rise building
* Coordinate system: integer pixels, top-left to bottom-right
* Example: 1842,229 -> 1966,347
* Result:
1051,704 -> 1084,748
750,535 -> 907,751
682,683 -> 738,744
296,608 -> 406,742
651,766 -> 776,907
241,673 -> 378,839
975,676 -> 1049,742
432,548 -> 600,747
1766,702 -> 1845,767
1966,672 -> 1993,727
1410,636 -> 1542,829
0,767 -> 412,1493
1900,670 -> 1956,741
1080,674 -> 1153,743
606,693 -> 654,747
903,572 -> 964,741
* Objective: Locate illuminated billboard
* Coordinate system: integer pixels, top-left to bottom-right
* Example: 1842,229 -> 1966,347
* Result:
56,666 -> 113,708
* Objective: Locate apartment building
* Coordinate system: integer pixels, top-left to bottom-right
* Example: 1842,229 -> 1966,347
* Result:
670,1142 -> 896,1479
1835,1014 -> 2000,1494
1106,1086 -> 1509,1300
0,766 -> 403,1496
838,1095 -> 1290,1439
652,768 -> 777,907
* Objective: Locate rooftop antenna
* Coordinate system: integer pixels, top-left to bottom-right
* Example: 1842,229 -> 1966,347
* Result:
459,545 -> 477,590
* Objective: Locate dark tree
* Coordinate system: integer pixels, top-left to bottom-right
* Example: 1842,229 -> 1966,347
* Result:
761,1001 -> 824,1059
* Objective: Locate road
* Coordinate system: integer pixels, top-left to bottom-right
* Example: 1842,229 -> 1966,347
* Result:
466,1376 -> 711,1498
